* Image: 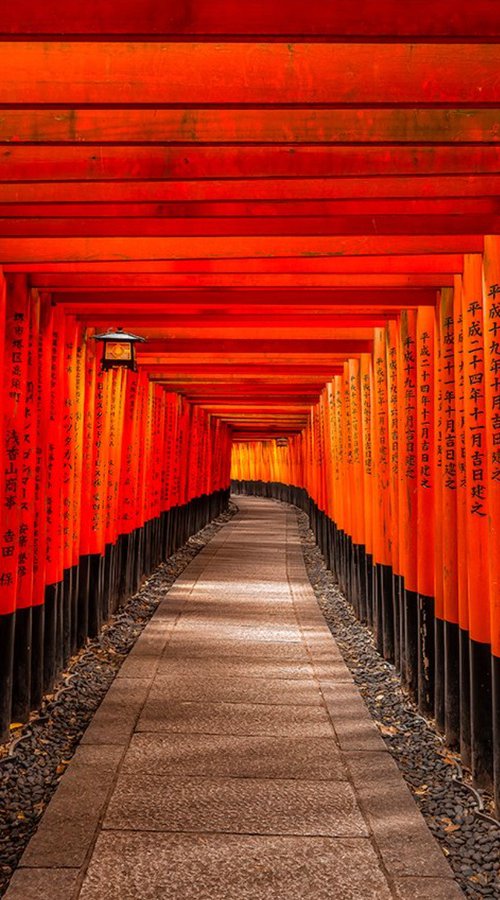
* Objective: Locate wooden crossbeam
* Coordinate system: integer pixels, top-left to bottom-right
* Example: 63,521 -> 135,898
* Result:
1,215 -> 497,237
1,146 -> 499,181
0,235 -> 482,263
1,0 -> 498,37
2,176 -> 500,203
1,43 -> 499,105
1,108 -> 499,144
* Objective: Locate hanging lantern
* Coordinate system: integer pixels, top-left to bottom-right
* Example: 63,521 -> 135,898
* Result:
276,437 -> 288,447
92,327 -> 146,372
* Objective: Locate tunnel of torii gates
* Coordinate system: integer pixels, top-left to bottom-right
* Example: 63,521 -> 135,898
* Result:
0,0 -> 499,816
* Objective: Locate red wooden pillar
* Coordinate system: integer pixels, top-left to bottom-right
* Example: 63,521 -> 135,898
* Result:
483,235 -> 500,814
12,285 -> 39,721
416,306 -> 436,715
453,274 -> 471,768
398,310 -> 419,699
437,288 -> 460,748
0,275 -> 30,735
462,253 -> 492,789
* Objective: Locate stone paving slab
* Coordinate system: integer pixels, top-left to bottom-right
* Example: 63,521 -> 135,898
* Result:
6,496 -> 463,900
344,751 -> 455,878
104,774 -> 368,837
78,833 -> 393,900
81,677 -> 151,746
4,868 -> 81,900
137,697 -> 334,736
171,622 -> 303,642
155,655 -> 318,681
148,672 -> 323,706
20,745 -> 125,868
163,638 -> 311,659
121,733 -> 347,780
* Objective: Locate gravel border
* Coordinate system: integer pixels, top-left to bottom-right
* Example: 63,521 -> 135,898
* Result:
292,504 -> 500,900
0,503 -> 237,898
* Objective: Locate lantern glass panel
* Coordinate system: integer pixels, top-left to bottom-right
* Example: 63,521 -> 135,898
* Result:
104,341 -> 132,362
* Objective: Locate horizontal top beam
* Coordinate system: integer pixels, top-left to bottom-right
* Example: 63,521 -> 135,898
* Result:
0,215 -> 496,237
0,199 -> 497,218
0,235 -> 482,263
1,1 -> 498,37
140,339 -> 373,353
1,43 -> 499,105
55,288 -> 437,306
24,257 -> 462,282
1,108 -> 499,144
2,176 -> 500,202
1,146 -> 499,182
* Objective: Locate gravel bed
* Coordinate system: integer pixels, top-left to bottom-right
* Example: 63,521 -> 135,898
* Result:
293,505 -> 500,900
0,503 -> 236,897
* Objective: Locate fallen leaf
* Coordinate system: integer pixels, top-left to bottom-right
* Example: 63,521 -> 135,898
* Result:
444,822 -> 461,834
378,724 -> 398,736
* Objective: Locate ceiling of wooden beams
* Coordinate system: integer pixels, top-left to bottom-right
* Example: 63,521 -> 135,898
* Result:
1,2 -> 499,439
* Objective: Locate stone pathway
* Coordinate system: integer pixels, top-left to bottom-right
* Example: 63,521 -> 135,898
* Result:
5,498 -> 463,899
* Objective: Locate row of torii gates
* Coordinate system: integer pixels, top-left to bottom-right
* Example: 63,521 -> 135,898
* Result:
0,0 -> 499,817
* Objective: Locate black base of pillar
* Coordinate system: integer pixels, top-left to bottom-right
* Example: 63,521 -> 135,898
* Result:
0,611 -> 15,741
43,582 -> 59,693
88,553 -> 103,638
470,638 -> 493,791
11,605 -> 32,723
459,627 -> 472,769
30,602 -> 45,711
77,555 -> 90,647
444,620 -> 460,749
434,615 -> 445,732
404,587 -> 419,702
492,654 -> 500,818
417,593 -> 435,716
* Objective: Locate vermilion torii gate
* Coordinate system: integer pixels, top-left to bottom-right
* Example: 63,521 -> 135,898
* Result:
0,0 -> 499,815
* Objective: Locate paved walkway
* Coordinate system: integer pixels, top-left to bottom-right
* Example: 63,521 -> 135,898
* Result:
6,497 -> 463,900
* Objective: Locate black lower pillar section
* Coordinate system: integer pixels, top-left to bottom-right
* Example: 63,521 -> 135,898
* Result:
357,545 -> 367,624
102,544 -> 113,624
77,555 -> 90,647
470,638 -> 493,790
88,553 -> 103,638
373,564 -> 385,656
392,573 -> 401,672
493,654 -> 500,818
444,620 -> 460,749
70,564 -> 79,655
0,611 -> 15,741
365,555 -> 374,628
43,582 -> 59,692
434,615 -> 445,732
380,563 -> 394,663
459,628 -> 472,769
397,575 -> 406,683
417,593 -> 435,716
11,605 -> 32,723
62,566 -> 72,666
30,602 -> 45,711
404,588 -> 419,702
55,577 -> 64,675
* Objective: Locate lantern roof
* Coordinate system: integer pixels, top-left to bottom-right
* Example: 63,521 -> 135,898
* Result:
93,328 -> 146,343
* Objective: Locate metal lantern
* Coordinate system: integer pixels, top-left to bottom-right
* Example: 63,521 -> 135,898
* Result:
92,327 -> 146,372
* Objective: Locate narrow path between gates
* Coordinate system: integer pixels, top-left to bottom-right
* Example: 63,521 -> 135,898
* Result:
6,498 -> 463,900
